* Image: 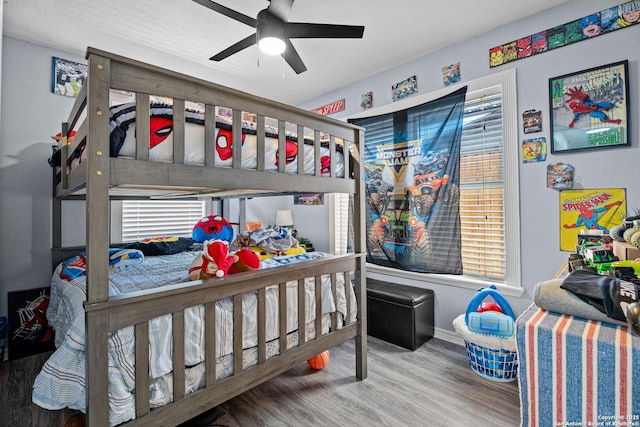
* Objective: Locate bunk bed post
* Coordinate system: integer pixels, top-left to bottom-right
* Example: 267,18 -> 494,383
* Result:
52,141 -> 62,268
256,115 -> 266,171
352,129 -> 367,380
60,122 -> 69,190
238,198 -> 246,232
84,50 -> 112,427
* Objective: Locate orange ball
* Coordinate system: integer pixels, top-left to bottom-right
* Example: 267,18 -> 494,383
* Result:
307,350 -> 330,370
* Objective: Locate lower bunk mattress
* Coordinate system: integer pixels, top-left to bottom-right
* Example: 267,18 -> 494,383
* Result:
516,304 -> 640,427
33,250 -> 357,426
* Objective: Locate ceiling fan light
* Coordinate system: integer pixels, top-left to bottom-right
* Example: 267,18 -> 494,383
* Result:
258,36 -> 286,55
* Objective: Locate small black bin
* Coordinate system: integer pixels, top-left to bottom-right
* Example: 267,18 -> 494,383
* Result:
367,279 -> 434,350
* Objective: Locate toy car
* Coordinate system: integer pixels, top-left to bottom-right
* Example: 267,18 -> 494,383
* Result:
581,246 -> 618,274
612,258 -> 640,278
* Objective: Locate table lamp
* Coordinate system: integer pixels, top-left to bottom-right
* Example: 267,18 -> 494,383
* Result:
275,210 -> 294,228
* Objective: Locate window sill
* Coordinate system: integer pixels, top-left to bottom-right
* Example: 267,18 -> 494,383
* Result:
366,263 -> 525,297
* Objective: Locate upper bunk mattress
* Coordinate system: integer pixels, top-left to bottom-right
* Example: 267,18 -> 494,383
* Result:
50,102 -> 346,177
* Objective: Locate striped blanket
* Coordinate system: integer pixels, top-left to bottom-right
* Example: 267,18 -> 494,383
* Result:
516,304 -> 640,427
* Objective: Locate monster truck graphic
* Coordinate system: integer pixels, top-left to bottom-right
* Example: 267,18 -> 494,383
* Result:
365,162 -> 392,215
367,196 -> 431,259
367,179 -> 393,215
414,149 -> 449,175
404,149 -> 459,216
404,172 -> 459,216
404,172 -> 445,217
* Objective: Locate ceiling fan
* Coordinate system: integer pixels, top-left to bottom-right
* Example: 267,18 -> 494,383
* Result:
192,0 -> 365,74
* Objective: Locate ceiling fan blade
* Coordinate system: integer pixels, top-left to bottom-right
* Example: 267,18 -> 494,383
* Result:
282,40 -> 307,74
210,34 -> 257,61
192,0 -> 257,27
267,0 -> 294,22
285,22 -> 365,39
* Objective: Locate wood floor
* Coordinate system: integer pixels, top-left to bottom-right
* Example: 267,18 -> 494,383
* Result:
0,337 -> 521,427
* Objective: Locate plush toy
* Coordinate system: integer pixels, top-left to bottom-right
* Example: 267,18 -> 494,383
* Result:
190,215 -> 261,280
188,239 -> 238,280
52,130 -> 77,143
189,240 -> 261,280
192,215 -> 234,243
228,248 -> 260,274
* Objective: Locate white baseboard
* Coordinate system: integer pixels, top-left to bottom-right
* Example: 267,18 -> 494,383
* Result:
433,327 -> 464,347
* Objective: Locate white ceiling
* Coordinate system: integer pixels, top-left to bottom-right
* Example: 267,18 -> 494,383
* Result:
3,0 -> 571,106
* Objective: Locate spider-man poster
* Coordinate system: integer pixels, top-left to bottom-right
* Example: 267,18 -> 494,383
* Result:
7,287 -> 55,359
549,60 -> 629,153
559,188 -> 626,251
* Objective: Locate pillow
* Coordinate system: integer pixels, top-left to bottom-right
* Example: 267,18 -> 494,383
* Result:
125,236 -> 194,256
59,248 -> 144,281
109,248 -> 144,267
247,245 -> 306,260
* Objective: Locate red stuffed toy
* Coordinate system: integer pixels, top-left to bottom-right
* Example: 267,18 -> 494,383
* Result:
228,248 -> 260,274
189,241 -> 261,280
189,239 -> 238,280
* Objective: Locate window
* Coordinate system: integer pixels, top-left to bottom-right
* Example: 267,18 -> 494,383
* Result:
111,200 -> 205,243
332,193 -> 350,255
344,69 -> 520,289
459,93 -> 505,280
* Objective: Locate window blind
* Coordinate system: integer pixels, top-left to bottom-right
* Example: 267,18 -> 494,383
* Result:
459,93 -> 506,280
333,193 -> 350,255
357,115 -> 394,147
119,200 -> 205,242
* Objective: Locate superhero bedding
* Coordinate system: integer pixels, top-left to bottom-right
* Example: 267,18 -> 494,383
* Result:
33,250 -> 356,426
49,101 -> 346,177
516,276 -> 640,426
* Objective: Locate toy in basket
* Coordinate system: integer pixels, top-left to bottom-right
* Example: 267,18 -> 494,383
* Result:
452,286 -> 518,382
465,286 -> 515,337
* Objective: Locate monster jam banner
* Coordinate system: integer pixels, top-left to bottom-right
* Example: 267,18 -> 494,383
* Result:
350,86 -> 467,274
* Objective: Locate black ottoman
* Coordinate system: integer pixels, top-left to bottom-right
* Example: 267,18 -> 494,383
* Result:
367,279 -> 434,350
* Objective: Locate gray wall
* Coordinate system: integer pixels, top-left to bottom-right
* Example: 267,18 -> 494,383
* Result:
298,0 -> 640,335
0,38 -> 84,317
1,0 -> 639,339
229,195 -> 332,253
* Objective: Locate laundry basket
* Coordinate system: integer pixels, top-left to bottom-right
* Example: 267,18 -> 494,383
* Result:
0,316 -> 7,375
453,286 -> 518,382
463,339 -> 518,382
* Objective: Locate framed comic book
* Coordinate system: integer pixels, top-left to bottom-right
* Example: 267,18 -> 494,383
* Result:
549,60 -> 629,153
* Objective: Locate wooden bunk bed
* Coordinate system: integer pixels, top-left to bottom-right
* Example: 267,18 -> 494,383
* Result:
43,47 -> 367,426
